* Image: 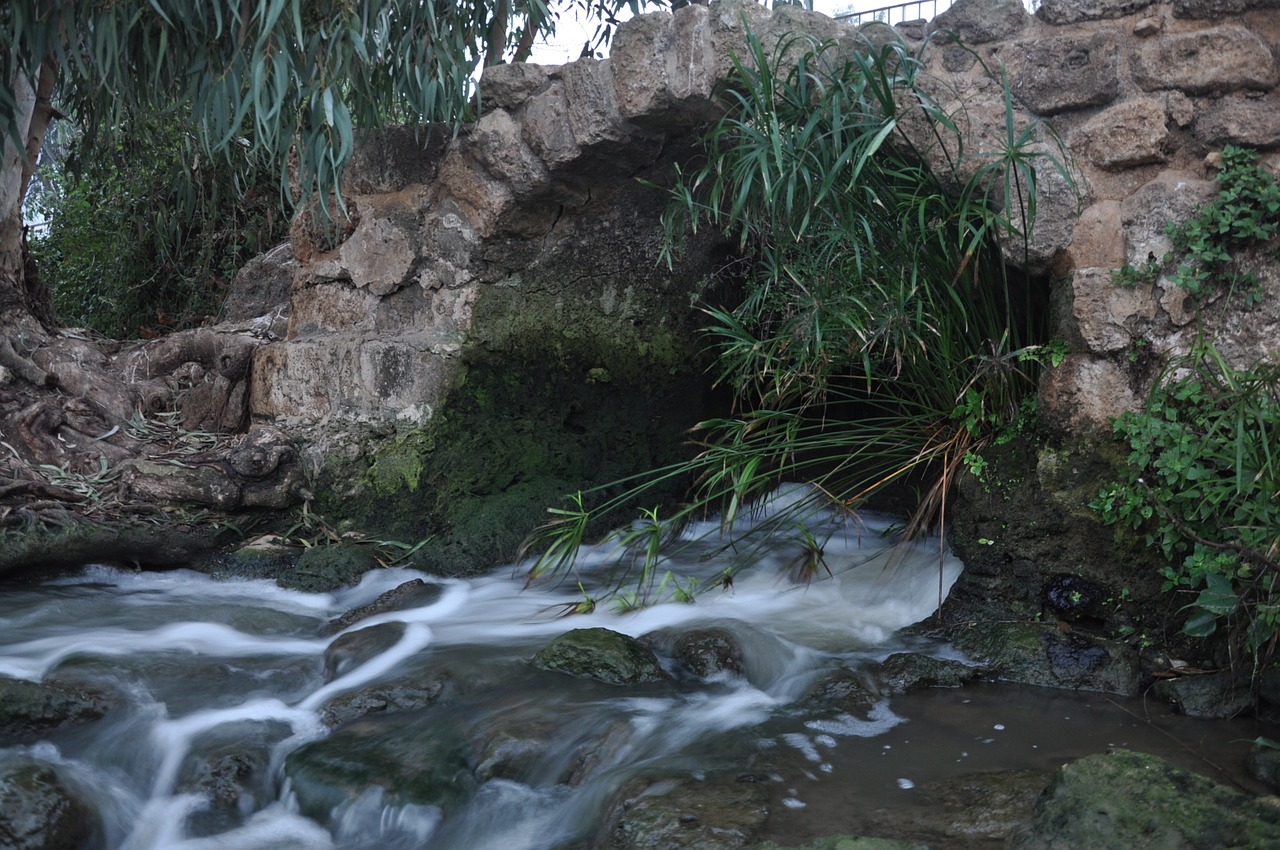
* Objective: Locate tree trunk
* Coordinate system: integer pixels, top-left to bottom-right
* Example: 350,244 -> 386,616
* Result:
1,61 -> 57,345
0,65 -> 302,543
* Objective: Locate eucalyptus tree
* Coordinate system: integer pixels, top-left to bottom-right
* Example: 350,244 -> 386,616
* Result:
0,0 -> 662,372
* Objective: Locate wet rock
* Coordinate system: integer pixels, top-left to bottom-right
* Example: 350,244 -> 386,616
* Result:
913,769 -> 1049,842
878,653 -> 982,693
176,721 -> 292,837
1010,749 -> 1280,849
803,669 -> 880,715
954,622 -> 1141,695
0,762 -> 96,850
533,628 -> 669,685
284,714 -> 475,823
1260,666 -> 1280,710
1152,671 -> 1253,719
473,726 -> 552,783
0,677 -> 111,745
641,627 -> 745,679
850,769 -> 1048,846
752,839 -> 928,850
598,775 -> 769,850
323,623 -> 406,681
204,535 -> 301,580
319,671 -> 454,728
1041,574 -> 1112,624
278,543 -> 379,593
318,579 -> 443,637
1250,742 -> 1280,793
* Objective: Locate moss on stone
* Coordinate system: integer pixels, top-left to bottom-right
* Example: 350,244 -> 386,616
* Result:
1016,749 -> 1280,849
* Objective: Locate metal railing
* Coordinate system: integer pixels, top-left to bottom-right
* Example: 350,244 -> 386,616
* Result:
833,0 -> 950,27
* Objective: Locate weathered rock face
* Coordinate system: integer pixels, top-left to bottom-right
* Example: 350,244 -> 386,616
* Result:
1010,749 -> 1280,849
241,0 -> 1280,569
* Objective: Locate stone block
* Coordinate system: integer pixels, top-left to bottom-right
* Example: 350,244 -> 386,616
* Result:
1000,148 -> 1086,273
1064,201 -> 1125,270
1120,173 -> 1218,268
930,0 -> 1029,44
517,81 -> 581,170
468,108 -> 550,195
1194,94 -> 1280,148
1001,33 -> 1119,116
1073,99 -> 1169,170
563,58 -> 632,152
1035,0 -> 1154,24
1071,268 -> 1159,353
1038,354 -> 1139,431
1131,26 -> 1278,95
341,126 -> 449,195
611,10 -> 676,123
478,62 -> 554,112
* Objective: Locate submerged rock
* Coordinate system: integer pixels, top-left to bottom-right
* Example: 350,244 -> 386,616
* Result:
322,623 -> 406,682
0,677 -> 111,745
284,714 -> 474,823
954,623 -> 1141,695
1010,749 -> 1280,849
0,762 -> 97,850
1152,671 -> 1253,719
598,775 -> 769,850
1250,743 -> 1280,794
877,653 -> 983,693
318,579 -> 443,636
318,671 -> 454,728
533,628 -> 669,685
640,626 -> 745,679
752,838 -> 929,850
803,669 -> 880,715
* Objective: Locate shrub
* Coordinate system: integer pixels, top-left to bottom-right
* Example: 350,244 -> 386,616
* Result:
28,106 -> 288,339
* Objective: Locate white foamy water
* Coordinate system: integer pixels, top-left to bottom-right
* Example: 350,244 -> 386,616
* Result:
0,492 -> 962,849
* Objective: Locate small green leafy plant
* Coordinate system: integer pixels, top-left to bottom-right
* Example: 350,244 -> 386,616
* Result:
1092,342 -> 1280,663
1110,145 -> 1280,307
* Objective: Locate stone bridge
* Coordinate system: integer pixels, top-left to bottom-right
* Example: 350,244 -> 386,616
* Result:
244,0 -> 1280,567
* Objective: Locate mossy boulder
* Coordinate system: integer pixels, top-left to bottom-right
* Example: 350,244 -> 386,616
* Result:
284,715 -> 474,823
945,436 -> 1163,630
1010,749 -> 1280,849
954,622 -> 1141,695
533,628 -> 669,685
877,652 -> 983,693
277,542 -> 379,593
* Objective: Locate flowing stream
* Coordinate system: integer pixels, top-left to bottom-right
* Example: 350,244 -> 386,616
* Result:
0,491 -> 1273,849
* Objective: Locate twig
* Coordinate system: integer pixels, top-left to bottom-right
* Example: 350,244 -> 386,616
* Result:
1104,695 -> 1250,793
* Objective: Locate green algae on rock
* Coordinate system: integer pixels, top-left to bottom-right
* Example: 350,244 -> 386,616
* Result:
533,628 -> 669,685
1011,748 -> 1280,849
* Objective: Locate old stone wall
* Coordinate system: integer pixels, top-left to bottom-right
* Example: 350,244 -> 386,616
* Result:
247,0 -> 1280,567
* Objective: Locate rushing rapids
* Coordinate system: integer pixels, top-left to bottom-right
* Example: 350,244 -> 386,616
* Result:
1,492 -> 1275,849
0,491 -> 964,849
